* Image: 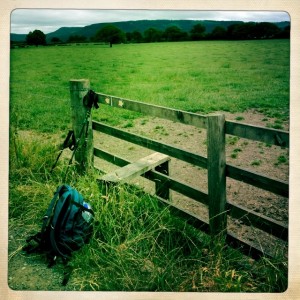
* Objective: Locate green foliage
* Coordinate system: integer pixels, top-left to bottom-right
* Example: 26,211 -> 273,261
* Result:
231,152 -> 238,159
275,154 -> 288,166
226,22 -> 281,40
267,119 -> 284,130
163,26 -> 188,42
122,121 -> 134,128
9,130 -> 57,184
90,21 -> 287,43
251,159 -> 262,166
231,148 -> 242,159
28,20 -> 289,44
67,35 -> 87,43
50,37 -> 62,44
126,31 -> 143,43
143,27 -> 163,43
95,25 -> 125,46
26,30 -> 46,46
209,26 -> 227,40
226,136 -> 240,145
154,125 -> 169,136
190,23 -> 206,40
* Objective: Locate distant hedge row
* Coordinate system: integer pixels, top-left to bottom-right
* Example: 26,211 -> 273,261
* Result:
65,22 -> 290,45
18,22 -> 290,47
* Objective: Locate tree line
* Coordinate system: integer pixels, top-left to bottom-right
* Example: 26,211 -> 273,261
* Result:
25,22 -> 290,47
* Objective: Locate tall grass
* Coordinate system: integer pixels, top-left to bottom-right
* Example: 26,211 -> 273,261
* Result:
9,132 -> 288,292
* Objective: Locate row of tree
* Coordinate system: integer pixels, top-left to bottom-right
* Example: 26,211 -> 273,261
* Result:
75,22 -> 290,46
26,22 -> 290,47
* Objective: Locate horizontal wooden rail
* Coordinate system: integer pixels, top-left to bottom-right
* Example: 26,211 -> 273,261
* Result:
93,121 -> 207,168
227,200 -> 288,241
96,92 -> 207,128
226,164 -> 289,198
225,120 -> 289,148
93,121 -> 288,197
146,171 -> 209,206
94,147 -> 288,242
225,231 -> 272,259
96,92 -> 289,148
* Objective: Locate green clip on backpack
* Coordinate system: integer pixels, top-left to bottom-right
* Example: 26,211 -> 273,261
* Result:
23,185 -> 94,285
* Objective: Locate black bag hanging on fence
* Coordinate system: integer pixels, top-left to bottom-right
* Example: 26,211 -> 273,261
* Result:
23,184 -> 94,285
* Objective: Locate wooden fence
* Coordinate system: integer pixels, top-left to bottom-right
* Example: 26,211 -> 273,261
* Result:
70,79 -> 289,259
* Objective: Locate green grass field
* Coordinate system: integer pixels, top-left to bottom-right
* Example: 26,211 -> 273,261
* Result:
10,39 -> 290,132
9,40 -> 289,291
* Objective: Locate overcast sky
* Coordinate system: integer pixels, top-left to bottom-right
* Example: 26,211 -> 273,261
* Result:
10,9 -> 290,34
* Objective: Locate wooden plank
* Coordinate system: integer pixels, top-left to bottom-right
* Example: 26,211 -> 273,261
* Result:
155,161 -> 170,200
225,120 -> 289,148
226,164 -> 288,197
93,121 -> 207,168
227,200 -> 288,241
226,231 -> 272,259
96,92 -> 207,129
101,152 -> 170,183
94,147 -> 128,167
207,114 -> 227,236
94,147 -> 209,205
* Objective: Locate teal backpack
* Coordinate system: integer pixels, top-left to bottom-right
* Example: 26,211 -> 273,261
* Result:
23,91 -> 99,285
23,184 -> 94,284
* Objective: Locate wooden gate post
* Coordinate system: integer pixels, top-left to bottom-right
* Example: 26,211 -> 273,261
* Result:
70,79 -> 94,173
155,161 -> 170,200
207,114 -> 227,237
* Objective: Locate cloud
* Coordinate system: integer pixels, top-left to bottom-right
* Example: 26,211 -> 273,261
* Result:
10,9 -> 290,34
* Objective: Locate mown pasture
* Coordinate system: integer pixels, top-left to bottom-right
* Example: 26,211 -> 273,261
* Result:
9,40 -> 289,291
10,39 -> 289,132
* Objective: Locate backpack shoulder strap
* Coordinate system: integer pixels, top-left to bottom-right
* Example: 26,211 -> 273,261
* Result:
49,185 -> 83,258
49,188 -> 73,258
41,185 -> 66,233
23,185 -> 69,254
